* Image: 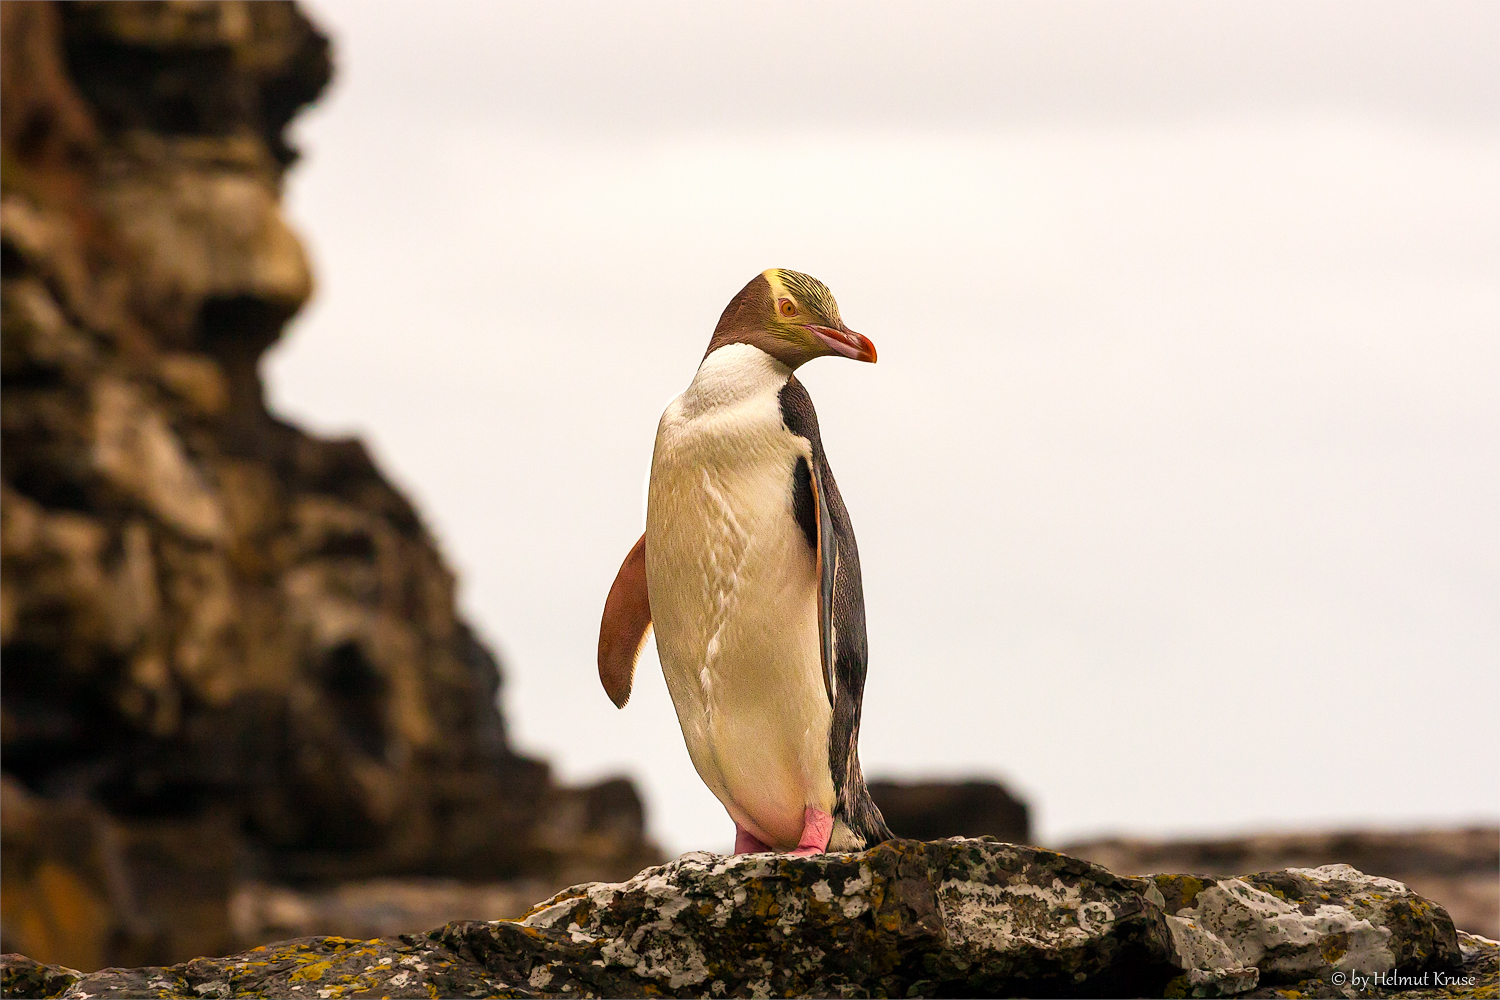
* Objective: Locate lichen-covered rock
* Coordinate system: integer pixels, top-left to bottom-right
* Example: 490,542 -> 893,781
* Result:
0,954 -> 82,1000
1237,931 -> 1498,1000
1150,864 -> 1461,994
510,839 -> 1177,998
1065,826 -> 1500,940
2,842 -> 1479,999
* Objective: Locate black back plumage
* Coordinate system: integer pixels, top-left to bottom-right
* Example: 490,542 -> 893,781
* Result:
778,376 -> 893,849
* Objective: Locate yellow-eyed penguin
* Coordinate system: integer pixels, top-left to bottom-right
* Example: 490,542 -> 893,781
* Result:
597,268 -> 892,855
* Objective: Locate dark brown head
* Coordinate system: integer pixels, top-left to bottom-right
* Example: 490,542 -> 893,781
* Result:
705,269 -> 876,369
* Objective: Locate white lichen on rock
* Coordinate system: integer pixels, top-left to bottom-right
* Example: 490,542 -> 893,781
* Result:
1153,862 -> 1460,995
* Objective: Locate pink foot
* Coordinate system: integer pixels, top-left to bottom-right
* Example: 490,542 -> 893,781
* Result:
734,823 -> 772,854
789,806 -> 834,857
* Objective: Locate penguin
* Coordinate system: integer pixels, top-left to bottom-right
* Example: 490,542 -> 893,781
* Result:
597,268 -> 892,856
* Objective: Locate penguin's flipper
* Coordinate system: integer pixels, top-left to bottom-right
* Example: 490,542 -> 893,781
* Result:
782,377 -> 840,710
810,460 -> 838,709
598,533 -> 651,708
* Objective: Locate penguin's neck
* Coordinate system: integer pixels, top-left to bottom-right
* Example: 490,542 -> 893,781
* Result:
681,343 -> 792,419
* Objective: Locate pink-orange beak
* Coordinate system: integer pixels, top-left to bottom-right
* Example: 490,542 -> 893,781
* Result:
807,324 -> 877,363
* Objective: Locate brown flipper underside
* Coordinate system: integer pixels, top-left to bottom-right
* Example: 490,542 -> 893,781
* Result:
598,533 -> 651,708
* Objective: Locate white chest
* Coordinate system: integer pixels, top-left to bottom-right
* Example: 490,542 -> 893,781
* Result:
644,345 -> 835,847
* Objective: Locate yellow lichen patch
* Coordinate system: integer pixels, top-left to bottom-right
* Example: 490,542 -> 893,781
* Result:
507,923 -> 563,946
289,959 -> 333,981
518,889 -> 587,922
1161,972 -> 1191,999
875,905 -> 904,934
1319,932 -> 1349,964
309,973 -> 381,998
1153,874 -> 1207,912
745,885 -> 776,920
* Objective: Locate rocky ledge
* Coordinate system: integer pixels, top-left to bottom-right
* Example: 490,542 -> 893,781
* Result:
3,838 -> 1494,999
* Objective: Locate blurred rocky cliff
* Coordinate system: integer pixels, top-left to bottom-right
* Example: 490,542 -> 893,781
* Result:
0,0 -> 657,972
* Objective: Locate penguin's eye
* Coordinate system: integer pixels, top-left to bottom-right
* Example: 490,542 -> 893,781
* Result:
778,299 -> 798,318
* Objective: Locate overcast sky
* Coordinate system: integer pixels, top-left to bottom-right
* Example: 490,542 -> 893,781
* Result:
266,1 -> 1499,854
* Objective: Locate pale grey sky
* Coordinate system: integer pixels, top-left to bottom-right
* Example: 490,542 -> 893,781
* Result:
267,1 -> 1499,853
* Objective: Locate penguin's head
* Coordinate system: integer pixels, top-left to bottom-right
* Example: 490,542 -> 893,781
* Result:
706,268 -> 877,369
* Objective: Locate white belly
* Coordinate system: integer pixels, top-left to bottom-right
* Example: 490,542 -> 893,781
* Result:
645,346 -> 834,850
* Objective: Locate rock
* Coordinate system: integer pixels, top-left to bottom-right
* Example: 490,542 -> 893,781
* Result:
1150,864 -> 1461,996
868,778 -> 1031,843
0,0 -> 658,971
228,877 -> 561,946
0,954 -> 83,1000
1,841 -> 1481,999
512,839 -> 1178,998
1236,931 -> 1497,1000
1065,827 -> 1500,940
